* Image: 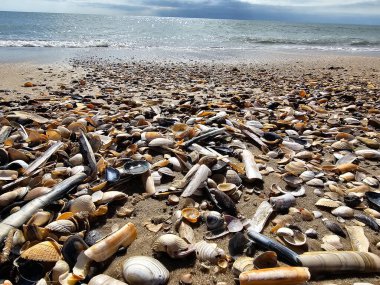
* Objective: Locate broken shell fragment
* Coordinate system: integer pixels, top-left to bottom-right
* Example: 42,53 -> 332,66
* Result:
253,251 -> 278,269
346,226 -> 369,252
270,193 -> 296,213
232,257 -> 254,276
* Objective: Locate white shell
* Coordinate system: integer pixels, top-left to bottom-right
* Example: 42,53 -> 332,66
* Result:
306,178 -> 324,187
45,220 -> 76,234
168,157 -> 182,172
122,256 -> 169,285
89,274 -> 127,285
276,227 -> 294,237
194,241 -> 226,264
152,234 -> 192,258
331,206 -> 354,218
355,149 -> 380,160
300,171 -> 315,182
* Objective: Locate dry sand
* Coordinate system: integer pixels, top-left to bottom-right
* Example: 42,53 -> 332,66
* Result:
1,53 -> 380,285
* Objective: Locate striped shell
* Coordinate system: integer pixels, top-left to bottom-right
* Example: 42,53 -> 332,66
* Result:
21,240 -> 62,262
315,198 -> 343,208
232,257 -> 254,276
152,234 -> 192,258
122,256 -> 169,285
45,220 -> 77,234
284,160 -> 306,175
70,195 -> 96,214
225,170 -> 242,185
194,241 -> 226,264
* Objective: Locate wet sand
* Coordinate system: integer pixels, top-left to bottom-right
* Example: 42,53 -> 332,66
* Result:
1,53 -> 380,285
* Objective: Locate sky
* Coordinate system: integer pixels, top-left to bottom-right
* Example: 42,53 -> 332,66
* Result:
1,0 -> 380,25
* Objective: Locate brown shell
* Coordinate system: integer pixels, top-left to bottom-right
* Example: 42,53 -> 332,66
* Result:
21,241 -> 62,262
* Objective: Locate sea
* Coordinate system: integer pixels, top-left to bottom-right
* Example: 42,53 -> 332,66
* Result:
0,11 -> 379,62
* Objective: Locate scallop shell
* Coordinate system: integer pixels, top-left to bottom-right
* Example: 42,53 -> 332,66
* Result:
205,211 -> 225,231
331,206 -> 354,218
181,208 -> 200,223
315,198 -> 343,208
282,230 -> 307,246
21,240 -> 62,262
232,257 -> 254,276
194,240 -> 226,264
45,220 -> 77,234
122,256 -> 169,285
70,195 -> 96,214
152,234 -> 193,258
284,161 -> 306,175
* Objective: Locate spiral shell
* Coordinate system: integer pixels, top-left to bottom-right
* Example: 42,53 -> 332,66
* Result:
205,211 -> 225,231
21,240 -> 62,262
122,256 -> 169,285
194,241 -> 226,264
152,234 -> 193,258
45,220 -> 77,234
88,275 -> 127,285
70,195 -> 96,214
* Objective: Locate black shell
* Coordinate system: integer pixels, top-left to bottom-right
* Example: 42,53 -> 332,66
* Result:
344,194 -> 362,208
105,167 -> 121,182
228,232 -> 248,257
354,213 -> 380,232
366,191 -> 380,212
209,189 -> 237,216
62,235 -> 89,268
323,219 -> 346,238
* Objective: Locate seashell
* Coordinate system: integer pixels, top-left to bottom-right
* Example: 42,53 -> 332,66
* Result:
94,191 -> 128,204
152,234 -> 194,258
26,211 -> 52,227
0,186 -> 28,207
70,195 -> 96,214
123,160 -> 150,175
205,211 -> 225,231
321,235 -> 343,251
178,221 -> 195,244
363,177 -> 379,187
149,138 -> 175,148
105,167 -> 120,182
331,206 -> 354,218
282,230 -> 307,247
239,267 -> 310,285
69,154 -> 83,166
282,141 -> 304,151
294,151 -> 313,160
354,213 -> 380,232
305,228 -> 318,239
62,235 -> 89,268
84,223 -> 137,262
45,220 -> 76,234
331,140 -> 353,150
88,274 -> 127,285
253,251 -> 278,269
267,151 -> 278,159
181,164 -> 211,197
284,160 -> 306,175
323,218 -> 346,237
217,182 -> 237,195
306,178 -> 324,187
21,240 -> 62,262
279,185 -> 305,197
299,251 -> 380,274
300,208 -> 314,221
247,201 -> 273,233
299,170 -> 315,182
228,232 -> 249,258
241,150 -> 262,181
0,169 -> 18,181
346,185 -> 370,194
24,187 -> 52,201
355,149 -> 380,160
282,173 -> 302,188
345,226 -> 369,252
194,240 -> 226,264
339,172 -> 355,182
366,191 -> 380,211
225,215 -> 243,233
181,208 -> 200,223
276,227 -> 294,237
270,193 -> 296,213
141,132 -> 163,142
168,157 -> 182,172
158,167 -> 175,178
232,257 -> 254,276
209,188 -> 237,216
211,160 -> 228,173
364,208 -> 380,218
357,136 -> 380,149
122,256 -> 169,285
52,260 -> 70,284
315,198 -> 343,208
225,169 -> 242,185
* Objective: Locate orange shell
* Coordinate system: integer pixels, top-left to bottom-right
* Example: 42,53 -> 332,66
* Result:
181,208 -> 200,223
21,241 -> 62,262
239,267 -> 310,285
56,212 -> 74,220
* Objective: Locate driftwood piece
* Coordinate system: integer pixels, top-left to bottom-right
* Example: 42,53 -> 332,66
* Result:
0,172 -> 86,242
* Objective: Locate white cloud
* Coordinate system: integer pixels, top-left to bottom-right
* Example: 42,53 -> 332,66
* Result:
239,0 -> 378,7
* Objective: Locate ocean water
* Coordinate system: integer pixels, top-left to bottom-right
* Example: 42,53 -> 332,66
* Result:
0,11 -> 379,63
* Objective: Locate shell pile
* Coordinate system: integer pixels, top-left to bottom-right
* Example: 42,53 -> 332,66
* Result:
0,60 -> 379,285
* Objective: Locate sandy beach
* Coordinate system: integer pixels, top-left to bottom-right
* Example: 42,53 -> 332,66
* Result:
1,52 -> 380,285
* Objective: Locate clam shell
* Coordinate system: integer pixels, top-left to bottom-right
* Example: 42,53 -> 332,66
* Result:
225,169 -> 242,185
284,160 -> 306,175
168,157 -> 182,172
282,173 -> 303,188
253,251 -> 278,269
299,171 -> 315,182
294,151 -> 313,160
122,256 -> 169,285
363,177 -> 379,187
306,178 -> 324,187
89,274 -> 127,285
141,132 -> 163,142
331,140 -> 353,150
181,208 -> 200,223
282,230 -> 307,246
269,193 -> 296,212
158,167 -> 175,178
149,138 -> 175,148
45,220 -> 77,234
217,183 -> 237,194
52,260 -> 70,284
70,195 -> 96,214
152,234 -> 193,258
24,187 -> 52,201
355,149 -> 380,160
276,227 -> 294,237
21,240 -> 62,262
321,235 -> 343,250
331,206 -> 354,218
232,257 -> 254,276
194,240 -> 226,263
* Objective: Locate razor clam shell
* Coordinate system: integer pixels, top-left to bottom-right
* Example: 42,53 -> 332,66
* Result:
122,256 -> 169,285
181,164 -> 211,197
346,226 -> 369,252
241,149 -> 262,181
247,201 -> 273,233
194,240 -> 226,264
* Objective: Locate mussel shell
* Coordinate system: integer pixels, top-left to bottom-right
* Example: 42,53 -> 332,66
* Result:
123,160 -> 150,175
228,232 -> 249,258
105,167 -> 121,182
84,230 -> 105,247
62,235 -> 89,268
211,160 -> 228,173
209,189 -> 237,216
210,146 -> 234,156
344,194 -> 362,208
263,132 -> 282,142
366,191 -> 380,211
17,260 -> 47,283
253,251 -> 278,269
